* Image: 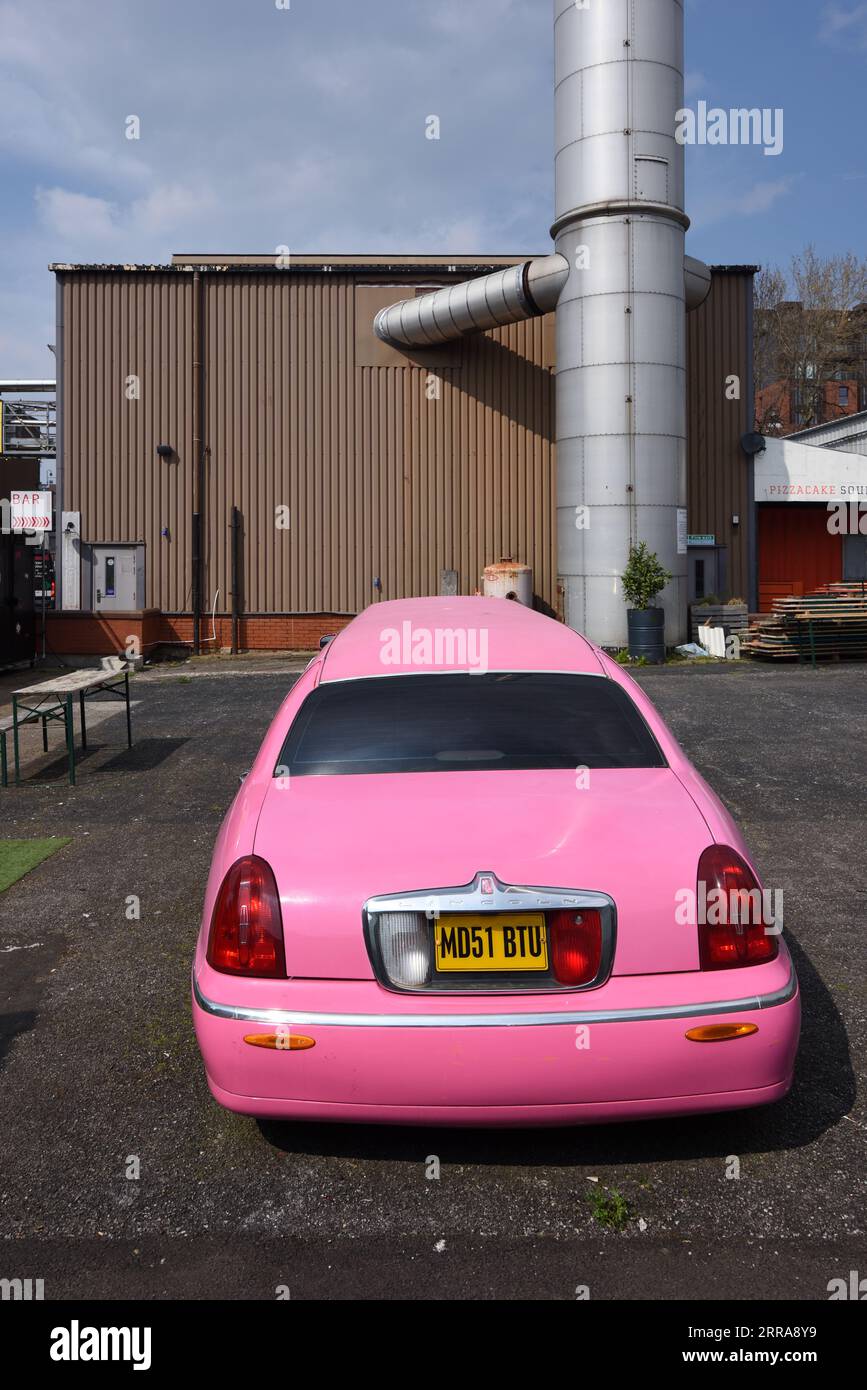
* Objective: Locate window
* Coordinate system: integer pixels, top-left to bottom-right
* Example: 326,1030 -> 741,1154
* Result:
277,673 -> 667,776
839,385 -> 849,408
694,558 -> 706,601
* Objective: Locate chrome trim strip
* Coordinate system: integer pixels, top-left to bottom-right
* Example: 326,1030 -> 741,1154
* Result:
363,872 -> 616,995
366,874 -> 613,917
193,960 -> 797,1030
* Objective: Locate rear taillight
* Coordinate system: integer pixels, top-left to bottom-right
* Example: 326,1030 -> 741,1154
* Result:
697,845 -> 778,970
207,855 -> 286,978
549,908 -> 603,985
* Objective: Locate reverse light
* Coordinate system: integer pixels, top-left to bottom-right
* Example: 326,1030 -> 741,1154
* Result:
378,911 -> 431,988
697,845 -> 779,971
207,855 -> 286,978
549,908 -> 603,986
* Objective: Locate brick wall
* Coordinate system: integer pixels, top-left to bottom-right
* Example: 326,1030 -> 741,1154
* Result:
45,611 -> 354,657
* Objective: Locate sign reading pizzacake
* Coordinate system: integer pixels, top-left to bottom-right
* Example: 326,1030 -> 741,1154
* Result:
11,490 -> 53,532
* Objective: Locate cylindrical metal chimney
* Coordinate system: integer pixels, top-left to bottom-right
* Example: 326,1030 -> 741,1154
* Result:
553,0 -> 688,647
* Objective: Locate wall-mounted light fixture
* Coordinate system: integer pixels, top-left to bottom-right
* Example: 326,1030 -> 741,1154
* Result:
740,432 -> 766,457
156,444 -> 174,459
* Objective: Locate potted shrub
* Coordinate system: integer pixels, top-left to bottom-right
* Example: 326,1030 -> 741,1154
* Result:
621,542 -> 672,664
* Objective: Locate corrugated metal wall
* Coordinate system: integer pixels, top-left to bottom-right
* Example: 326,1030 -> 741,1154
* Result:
60,268 -> 556,614
686,269 -> 754,601
60,272 -> 195,612
59,263 -> 752,617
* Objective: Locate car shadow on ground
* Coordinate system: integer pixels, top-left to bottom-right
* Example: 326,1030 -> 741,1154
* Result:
0,1010 -> 37,1069
258,934 -> 852,1167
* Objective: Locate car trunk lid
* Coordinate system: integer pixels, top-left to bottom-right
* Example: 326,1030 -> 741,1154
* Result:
253,767 -> 711,980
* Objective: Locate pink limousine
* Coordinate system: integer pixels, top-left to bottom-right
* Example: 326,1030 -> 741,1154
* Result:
192,597 -> 800,1127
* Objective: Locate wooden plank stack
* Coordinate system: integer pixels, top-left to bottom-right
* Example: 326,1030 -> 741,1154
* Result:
689,602 -> 749,647
743,583 -> 867,663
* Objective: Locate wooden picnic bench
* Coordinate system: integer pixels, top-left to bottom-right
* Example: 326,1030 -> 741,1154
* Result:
5,658 -> 133,787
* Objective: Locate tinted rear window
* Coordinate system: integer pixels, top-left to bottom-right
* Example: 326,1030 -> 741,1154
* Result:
277,673 -> 665,776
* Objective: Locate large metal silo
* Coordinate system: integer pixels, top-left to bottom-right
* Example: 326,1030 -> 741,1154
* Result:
553,0 -> 688,646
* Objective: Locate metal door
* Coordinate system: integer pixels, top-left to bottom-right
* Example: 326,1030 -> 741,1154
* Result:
843,534 -> 867,582
687,548 -> 718,604
92,546 -> 138,611
0,535 -> 36,665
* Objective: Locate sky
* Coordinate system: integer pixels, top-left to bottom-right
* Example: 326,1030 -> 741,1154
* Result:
1,0 -> 866,377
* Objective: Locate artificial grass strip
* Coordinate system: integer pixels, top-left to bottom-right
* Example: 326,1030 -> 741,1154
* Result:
0,838 -> 72,894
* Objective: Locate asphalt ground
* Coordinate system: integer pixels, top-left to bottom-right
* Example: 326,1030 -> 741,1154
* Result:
0,659 -> 865,1300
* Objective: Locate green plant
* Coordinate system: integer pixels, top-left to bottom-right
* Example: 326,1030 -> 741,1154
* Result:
587,1187 -> 632,1231
621,542 -> 672,610
613,648 -> 650,667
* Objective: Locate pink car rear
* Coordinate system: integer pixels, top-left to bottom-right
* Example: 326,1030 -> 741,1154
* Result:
192,597 -> 800,1126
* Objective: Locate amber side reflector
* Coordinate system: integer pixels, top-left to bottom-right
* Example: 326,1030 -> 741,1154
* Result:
685,1023 -> 758,1043
243,1033 -> 316,1051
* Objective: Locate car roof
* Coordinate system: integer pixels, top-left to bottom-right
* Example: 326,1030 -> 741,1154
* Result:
318,597 -> 606,682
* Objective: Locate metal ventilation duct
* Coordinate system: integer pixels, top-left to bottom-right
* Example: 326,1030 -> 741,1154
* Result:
376,251 -> 709,351
684,255 -> 712,312
374,254 -> 569,348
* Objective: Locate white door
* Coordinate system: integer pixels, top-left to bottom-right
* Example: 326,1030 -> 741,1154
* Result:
93,547 -> 137,611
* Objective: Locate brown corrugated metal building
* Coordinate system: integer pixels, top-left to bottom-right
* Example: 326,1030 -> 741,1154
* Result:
49,254 -> 756,654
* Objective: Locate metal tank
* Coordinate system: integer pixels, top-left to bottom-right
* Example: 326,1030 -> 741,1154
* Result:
553,0 -> 688,647
482,558 -> 534,607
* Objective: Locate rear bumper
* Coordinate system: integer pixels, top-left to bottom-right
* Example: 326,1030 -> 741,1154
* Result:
192,954 -> 800,1127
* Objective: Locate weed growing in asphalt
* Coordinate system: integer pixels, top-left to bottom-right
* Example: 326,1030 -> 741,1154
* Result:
587,1188 -> 631,1231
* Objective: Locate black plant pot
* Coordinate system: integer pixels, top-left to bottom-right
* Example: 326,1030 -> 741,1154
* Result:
627,606 -> 665,664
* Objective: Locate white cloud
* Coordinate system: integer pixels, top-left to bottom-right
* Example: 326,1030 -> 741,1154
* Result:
35,187 -> 120,243
689,172 -> 798,231
820,3 -> 867,46
130,182 -> 220,239
736,177 -> 797,216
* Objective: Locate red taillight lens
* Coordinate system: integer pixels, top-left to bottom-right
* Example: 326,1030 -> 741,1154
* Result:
697,845 -> 778,970
549,908 -> 602,985
207,855 -> 286,978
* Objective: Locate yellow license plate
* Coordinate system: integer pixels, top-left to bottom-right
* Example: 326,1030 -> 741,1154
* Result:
434,913 -> 548,972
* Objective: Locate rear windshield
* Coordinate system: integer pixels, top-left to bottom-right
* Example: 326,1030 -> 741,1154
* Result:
276,673 -> 666,776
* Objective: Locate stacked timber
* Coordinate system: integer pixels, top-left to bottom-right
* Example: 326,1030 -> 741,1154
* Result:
689,602 -> 749,646
743,584 -> 867,662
